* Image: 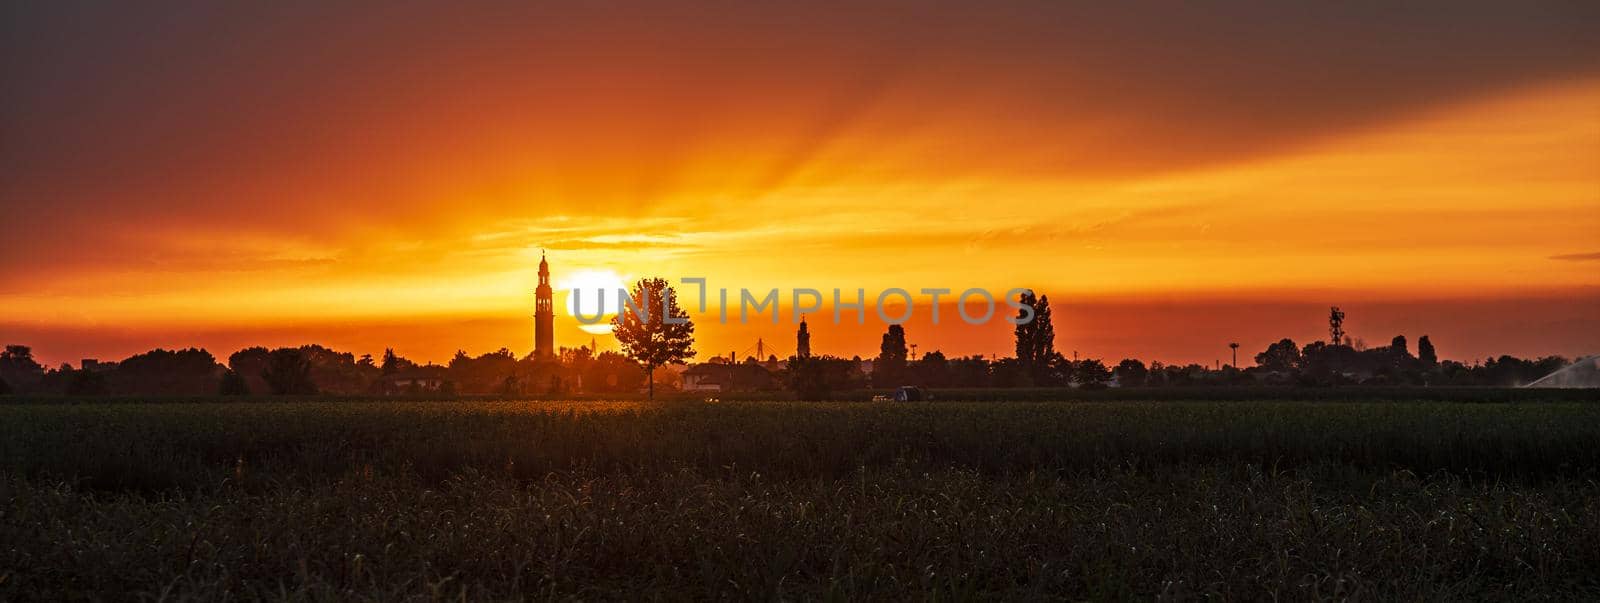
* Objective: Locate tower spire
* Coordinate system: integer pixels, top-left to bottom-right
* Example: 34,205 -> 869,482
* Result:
796,314 -> 811,358
534,253 -> 554,358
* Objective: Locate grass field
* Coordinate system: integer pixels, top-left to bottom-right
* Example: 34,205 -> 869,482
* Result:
4,398 -> 1599,599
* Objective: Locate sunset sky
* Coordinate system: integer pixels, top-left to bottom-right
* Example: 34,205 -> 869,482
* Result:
3,2 -> 1598,367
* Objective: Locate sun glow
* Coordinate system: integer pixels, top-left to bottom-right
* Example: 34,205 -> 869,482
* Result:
559,269 -> 630,335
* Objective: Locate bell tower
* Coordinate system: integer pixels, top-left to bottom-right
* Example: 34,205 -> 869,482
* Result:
535,252 -> 554,358
796,315 -> 811,358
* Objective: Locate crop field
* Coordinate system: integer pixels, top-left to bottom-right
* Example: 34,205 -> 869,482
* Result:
3,398 -> 1599,600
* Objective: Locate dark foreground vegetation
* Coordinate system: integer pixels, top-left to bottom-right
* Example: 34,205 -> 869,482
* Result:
4,399 -> 1599,599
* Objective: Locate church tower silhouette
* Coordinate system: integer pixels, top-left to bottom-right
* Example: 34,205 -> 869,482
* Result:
534,252 -> 553,358
796,315 -> 811,358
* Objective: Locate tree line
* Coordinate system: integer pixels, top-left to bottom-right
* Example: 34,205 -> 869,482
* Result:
0,343 -> 648,397
783,292 -> 1575,398
0,283 -> 1576,398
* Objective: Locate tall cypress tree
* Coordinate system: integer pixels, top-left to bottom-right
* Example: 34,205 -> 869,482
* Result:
876,324 -> 908,386
1013,291 -> 1056,384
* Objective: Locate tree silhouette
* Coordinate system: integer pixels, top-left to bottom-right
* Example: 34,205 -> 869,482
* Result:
1074,358 -> 1112,389
65,369 -> 108,395
219,369 -> 249,395
1390,335 -> 1409,357
263,348 -> 317,395
1417,335 -> 1438,368
611,277 -> 696,399
786,355 -> 831,401
1114,358 -> 1148,387
1012,291 -> 1056,385
1254,338 -> 1301,373
0,345 -> 44,391
381,348 -> 416,375
916,349 -> 951,388
876,324 -> 908,386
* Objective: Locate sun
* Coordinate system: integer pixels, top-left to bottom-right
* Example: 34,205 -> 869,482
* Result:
559,269 -> 629,334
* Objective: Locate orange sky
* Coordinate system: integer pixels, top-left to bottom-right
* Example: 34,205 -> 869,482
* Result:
2,2 -> 1597,367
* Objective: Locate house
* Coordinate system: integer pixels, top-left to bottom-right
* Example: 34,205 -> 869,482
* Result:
377,365 -> 451,394
680,362 -> 778,393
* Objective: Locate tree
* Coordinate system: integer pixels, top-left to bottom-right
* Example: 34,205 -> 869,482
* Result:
1390,335 -> 1409,357
0,345 -> 42,371
0,376 -> 9,395
914,350 -> 951,388
949,356 -> 992,388
65,369 -> 108,396
1074,358 -> 1112,389
263,348 -> 317,395
0,344 -> 45,392
447,348 -> 521,394
611,277 -> 696,399
786,355 -> 831,401
876,324 -> 908,386
228,347 -> 272,393
219,369 -> 250,395
297,344 -> 377,394
1012,291 -> 1055,384
1417,335 -> 1438,369
112,348 -> 221,395
1254,338 -> 1301,373
381,348 -> 415,375
1114,359 -> 1148,387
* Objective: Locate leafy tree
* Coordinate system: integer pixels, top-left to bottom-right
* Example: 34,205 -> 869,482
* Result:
1114,358 -> 1148,387
380,348 -> 416,375
112,348 -> 221,395
1074,358 -> 1112,389
65,369 -> 108,395
447,348 -> 520,394
228,347 -> 272,393
786,355 -> 831,401
611,277 -> 696,399
1390,335 -> 1409,358
1254,338 -> 1302,373
914,350 -> 951,388
949,356 -> 992,388
0,345 -> 42,371
1417,335 -> 1438,368
875,324 -> 908,386
785,355 -> 863,400
0,344 -> 45,391
0,376 -> 9,395
581,351 -> 645,394
1044,351 -> 1074,387
219,369 -> 249,395
989,357 -> 1029,388
1012,291 -> 1055,384
263,348 -> 317,395
293,344 -> 377,394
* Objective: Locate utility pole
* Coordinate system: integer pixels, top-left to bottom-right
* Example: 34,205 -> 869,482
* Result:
910,343 -> 919,362
1228,342 -> 1240,368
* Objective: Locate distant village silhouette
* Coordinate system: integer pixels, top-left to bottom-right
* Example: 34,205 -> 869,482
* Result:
1,256 -> 1590,397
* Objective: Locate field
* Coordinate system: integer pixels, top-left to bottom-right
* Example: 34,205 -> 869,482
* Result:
4,398 -> 1599,600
